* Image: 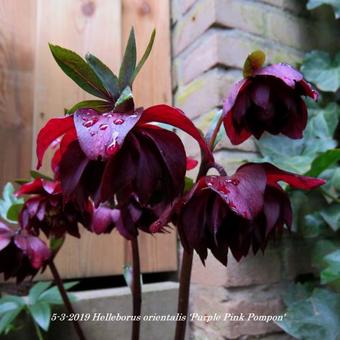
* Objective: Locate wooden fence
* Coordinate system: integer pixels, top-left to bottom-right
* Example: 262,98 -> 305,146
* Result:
0,0 -> 177,279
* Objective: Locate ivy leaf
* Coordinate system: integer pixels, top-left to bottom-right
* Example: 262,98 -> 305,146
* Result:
277,287 -> 340,340
301,51 -> 340,92
320,204 -> 340,231
321,250 -> 340,286
0,307 -> 23,335
6,203 -> 23,222
119,28 -> 137,90
39,282 -> 78,305
49,44 -> 109,99
256,101 -> 338,174
67,100 -> 113,115
243,50 -> 266,78
131,29 -> 156,83
28,302 -> 51,331
307,0 -> 340,19
29,282 -> 52,305
0,183 -> 24,223
85,53 -> 120,99
306,149 -> 340,177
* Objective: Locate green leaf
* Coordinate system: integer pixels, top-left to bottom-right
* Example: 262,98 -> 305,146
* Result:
320,250 -> 340,285
0,183 -> 24,223
114,86 -> 133,108
29,302 -> 51,331
277,287 -> 340,340
307,0 -> 340,19
39,281 -> 79,305
67,100 -> 113,115
0,295 -> 25,316
320,204 -> 340,231
184,177 -> 194,193
49,44 -> 109,99
312,239 -> 339,269
306,149 -> 340,177
131,29 -> 156,83
301,51 -> 340,92
0,307 -> 23,335
30,170 -> 53,181
85,53 -> 120,99
49,236 -> 65,254
29,282 -> 52,305
6,203 -> 23,222
243,50 -> 266,77
119,28 -> 137,90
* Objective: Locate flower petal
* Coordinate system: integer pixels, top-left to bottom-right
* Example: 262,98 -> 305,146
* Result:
205,163 -> 267,219
74,108 -> 142,161
262,163 -> 326,189
36,116 -> 75,169
138,105 -> 214,163
0,222 -> 12,251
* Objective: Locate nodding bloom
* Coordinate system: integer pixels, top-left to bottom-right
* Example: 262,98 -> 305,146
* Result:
36,105 -> 213,212
17,177 -> 91,239
176,163 -> 325,265
0,222 -> 50,282
90,194 -> 174,240
223,63 -> 318,145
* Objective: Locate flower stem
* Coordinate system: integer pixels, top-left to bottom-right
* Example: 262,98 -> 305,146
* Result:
131,237 -> 141,340
175,111 -> 224,340
48,260 -> 86,340
175,249 -> 193,340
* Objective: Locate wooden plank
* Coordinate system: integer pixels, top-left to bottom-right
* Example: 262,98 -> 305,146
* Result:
33,0 -> 125,279
122,0 -> 177,273
0,0 -> 36,189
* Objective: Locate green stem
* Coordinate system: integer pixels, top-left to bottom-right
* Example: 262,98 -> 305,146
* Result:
33,319 -> 44,340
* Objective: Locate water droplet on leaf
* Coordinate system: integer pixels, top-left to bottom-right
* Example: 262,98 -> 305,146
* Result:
114,118 -> 124,125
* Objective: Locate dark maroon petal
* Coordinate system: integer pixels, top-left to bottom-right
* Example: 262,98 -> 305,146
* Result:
139,126 -> 186,194
263,189 -> 280,235
138,105 -> 214,163
41,180 -> 60,195
280,97 -> 307,139
97,137 -> 137,205
262,163 -> 326,189
91,206 -> 117,234
253,64 -> 303,88
36,116 -> 75,169
297,79 -> 319,100
223,110 -> 252,145
74,108 -> 142,161
250,82 -> 270,109
60,141 -> 90,201
16,178 -> 44,196
205,163 -> 267,219
223,78 -> 248,114
0,222 -> 12,251
26,236 -> 51,269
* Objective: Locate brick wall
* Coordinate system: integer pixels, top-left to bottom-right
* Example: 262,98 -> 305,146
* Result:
171,0 -> 340,339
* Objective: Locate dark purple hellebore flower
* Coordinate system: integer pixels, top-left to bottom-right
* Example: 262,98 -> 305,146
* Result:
17,178 -> 91,239
176,163 -> 325,265
0,222 -> 50,282
223,64 -> 318,145
36,105 -> 213,212
90,194 -> 174,240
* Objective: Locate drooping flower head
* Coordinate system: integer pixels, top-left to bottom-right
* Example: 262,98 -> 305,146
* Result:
17,177 -> 91,239
0,222 -> 50,282
36,32 -> 213,236
223,52 -> 318,145
176,163 -> 325,265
